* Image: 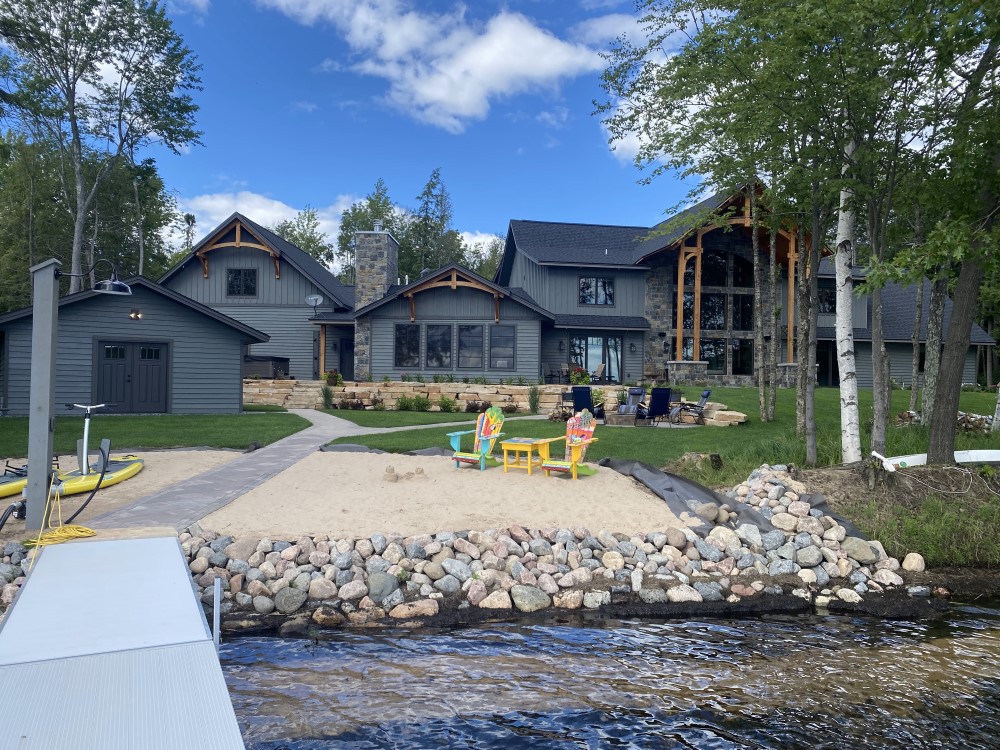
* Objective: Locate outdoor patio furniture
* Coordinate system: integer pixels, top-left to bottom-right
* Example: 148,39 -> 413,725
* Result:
590,362 -> 606,383
560,363 -> 571,384
670,389 -> 711,425
537,409 -> 598,479
447,406 -> 505,470
639,387 -> 673,426
571,386 -> 605,423
500,437 -> 544,475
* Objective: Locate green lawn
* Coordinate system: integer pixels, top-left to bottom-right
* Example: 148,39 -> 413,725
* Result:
242,404 -> 288,412
328,387 -> 1000,487
321,409 -> 482,427
0,412 -> 311,457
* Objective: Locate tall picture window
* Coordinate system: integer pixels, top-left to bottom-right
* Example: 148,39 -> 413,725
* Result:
226,268 -> 257,297
425,324 -> 452,368
393,324 -> 420,368
458,325 -> 483,368
733,294 -> 754,330
732,255 -> 754,287
579,277 -> 615,305
701,339 -> 726,373
489,325 -> 515,369
701,293 -> 726,330
818,281 -> 836,314
732,339 -> 753,375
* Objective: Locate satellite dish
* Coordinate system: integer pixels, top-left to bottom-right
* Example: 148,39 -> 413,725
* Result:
305,294 -> 324,307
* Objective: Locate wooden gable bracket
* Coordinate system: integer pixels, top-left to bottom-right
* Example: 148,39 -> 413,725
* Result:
405,292 -> 416,322
196,219 -> 282,279
402,268 -> 507,323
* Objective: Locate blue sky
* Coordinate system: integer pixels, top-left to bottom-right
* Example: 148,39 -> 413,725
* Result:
159,0 -> 691,261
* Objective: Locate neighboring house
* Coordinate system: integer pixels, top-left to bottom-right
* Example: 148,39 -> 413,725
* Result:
0,277 -> 268,416
160,213 -> 356,380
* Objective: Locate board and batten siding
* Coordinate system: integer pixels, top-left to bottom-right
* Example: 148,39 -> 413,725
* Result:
162,246 -> 335,379
510,265 -> 646,318
366,287 -> 542,381
0,285 -> 250,416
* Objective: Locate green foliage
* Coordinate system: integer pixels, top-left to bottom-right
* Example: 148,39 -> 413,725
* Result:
396,395 -> 415,411
271,207 -> 334,264
412,395 -> 431,412
570,367 -> 590,385
528,385 -> 540,414
320,409 -> 473,427
321,386 -> 334,409
437,395 -> 458,413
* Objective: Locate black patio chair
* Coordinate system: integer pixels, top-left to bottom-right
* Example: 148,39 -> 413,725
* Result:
571,386 -> 605,423
670,389 -> 711,425
639,387 -> 672,426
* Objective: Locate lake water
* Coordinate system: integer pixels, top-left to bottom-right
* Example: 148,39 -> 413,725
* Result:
222,600 -> 1000,749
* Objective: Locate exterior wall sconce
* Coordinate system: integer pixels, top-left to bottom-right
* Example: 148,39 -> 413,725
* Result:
558,340 -> 565,351
129,309 -> 143,320
629,342 -> 636,353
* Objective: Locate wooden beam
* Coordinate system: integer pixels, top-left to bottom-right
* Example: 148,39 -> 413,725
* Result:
235,223 -> 241,247
450,270 -> 457,290
204,241 -> 273,254
273,254 -> 281,280
319,324 -> 326,377
743,194 -> 751,226
675,248 -> 686,361
197,252 -> 209,278
494,295 -> 500,323
407,294 -> 415,322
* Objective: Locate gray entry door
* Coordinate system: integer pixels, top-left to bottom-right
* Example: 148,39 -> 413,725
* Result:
96,341 -> 168,413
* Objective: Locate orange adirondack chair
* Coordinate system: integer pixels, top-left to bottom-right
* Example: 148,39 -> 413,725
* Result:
537,409 -> 598,479
447,406 -> 505,470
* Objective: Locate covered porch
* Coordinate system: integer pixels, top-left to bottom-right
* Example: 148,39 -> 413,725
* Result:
541,318 -> 648,385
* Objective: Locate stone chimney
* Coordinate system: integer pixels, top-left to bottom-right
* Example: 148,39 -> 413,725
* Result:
353,224 -> 399,380
354,225 -> 399,309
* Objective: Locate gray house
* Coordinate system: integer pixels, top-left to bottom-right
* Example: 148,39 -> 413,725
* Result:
160,213 -> 356,380
0,277 -> 268,415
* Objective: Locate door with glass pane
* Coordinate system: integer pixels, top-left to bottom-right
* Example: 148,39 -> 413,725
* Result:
570,334 -> 622,383
96,341 -> 168,413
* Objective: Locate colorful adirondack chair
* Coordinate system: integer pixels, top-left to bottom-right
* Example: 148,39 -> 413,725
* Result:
447,406 -> 505,470
537,409 -> 598,479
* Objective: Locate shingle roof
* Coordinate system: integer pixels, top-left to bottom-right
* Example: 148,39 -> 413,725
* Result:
633,189 -> 735,261
160,212 -> 353,309
0,277 -> 269,343
553,314 -> 650,330
507,220 -> 649,267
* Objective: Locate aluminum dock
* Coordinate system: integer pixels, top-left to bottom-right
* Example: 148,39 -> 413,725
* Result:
0,535 -> 245,749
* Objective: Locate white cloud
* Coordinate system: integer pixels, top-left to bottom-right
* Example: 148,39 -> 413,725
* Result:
292,100 -> 319,112
579,0 -> 627,10
537,107 -> 570,129
570,13 -> 639,47
167,0 -> 210,14
172,191 -> 358,270
460,231 -> 501,248
257,1 -> 604,133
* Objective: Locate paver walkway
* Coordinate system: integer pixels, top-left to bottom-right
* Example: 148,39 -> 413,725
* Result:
89,410 -> 374,531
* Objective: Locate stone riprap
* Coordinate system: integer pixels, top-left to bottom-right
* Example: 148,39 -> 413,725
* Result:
0,464 -> 934,628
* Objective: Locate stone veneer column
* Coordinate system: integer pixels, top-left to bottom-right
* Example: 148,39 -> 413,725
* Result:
644,255 -> 675,380
353,229 -> 399,380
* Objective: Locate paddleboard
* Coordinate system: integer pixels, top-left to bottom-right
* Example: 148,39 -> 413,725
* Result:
0,456 -> 144,498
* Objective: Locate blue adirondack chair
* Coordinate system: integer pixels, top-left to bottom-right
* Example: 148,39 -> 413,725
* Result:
447,406 -> 505,470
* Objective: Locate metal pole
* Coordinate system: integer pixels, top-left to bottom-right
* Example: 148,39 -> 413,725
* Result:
213,577 -> 221,651
26,259 -> 61,531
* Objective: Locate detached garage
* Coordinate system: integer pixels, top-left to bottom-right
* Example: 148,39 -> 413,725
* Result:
0,277 -> 268,415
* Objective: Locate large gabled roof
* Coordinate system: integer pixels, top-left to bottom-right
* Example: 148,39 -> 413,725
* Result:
160,212 -> 353,309
354,262 -> 554,320
0,277 -> 269,342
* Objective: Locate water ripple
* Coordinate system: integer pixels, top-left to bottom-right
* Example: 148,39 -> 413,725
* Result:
222,601 -> 1000,749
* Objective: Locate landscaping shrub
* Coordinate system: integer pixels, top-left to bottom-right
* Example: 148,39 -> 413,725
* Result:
528,385 -> 540,414
465,400 -> 491,413
412,395 -> 431,412
501,402 -> 518,414
321,386 -> 334,409
437,396 -> 458,413
396,395 -> 415,411
570,367 -> 590,385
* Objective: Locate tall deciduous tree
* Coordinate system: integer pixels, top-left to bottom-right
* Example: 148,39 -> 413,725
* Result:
272,206 -> 334,265
0,0 -> 201,292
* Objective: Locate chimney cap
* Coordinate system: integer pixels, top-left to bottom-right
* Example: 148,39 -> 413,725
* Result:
373,219 -> 383,232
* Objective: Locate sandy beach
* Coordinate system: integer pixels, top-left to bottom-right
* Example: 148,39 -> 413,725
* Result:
201,450 -> 698,539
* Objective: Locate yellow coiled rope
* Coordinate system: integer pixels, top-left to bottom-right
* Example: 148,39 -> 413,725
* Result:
24,474 -> 95,563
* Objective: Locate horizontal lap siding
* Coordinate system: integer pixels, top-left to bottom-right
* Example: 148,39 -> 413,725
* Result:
0,286 -> 247,415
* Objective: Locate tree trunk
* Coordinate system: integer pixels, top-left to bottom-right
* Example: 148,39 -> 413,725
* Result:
870,285 -> 891,455
835,142 -> 861,464
928,259 -> 985,463
908,281 -> 924,412
750,188 -> 767,420
992,383 -> 999,434
133,175 -> 145,276
806,235 -> 820,466
766,224 -> 779,421
922,277 -> 947,425
795,224 -> 809,438
989,321 -> 995,388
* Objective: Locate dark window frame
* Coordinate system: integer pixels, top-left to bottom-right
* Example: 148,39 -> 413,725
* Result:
488,324 -> 516,370
425,324 -> 453,369
226,268 -> 258,297
458,325 -> 484,369
393,323 -> 421,369
578,276 -> 615,306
